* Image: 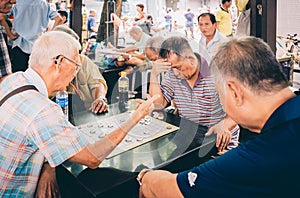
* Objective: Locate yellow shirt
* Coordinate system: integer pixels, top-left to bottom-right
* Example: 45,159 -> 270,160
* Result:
76,54 -> 107,109
215,7 -> 233,36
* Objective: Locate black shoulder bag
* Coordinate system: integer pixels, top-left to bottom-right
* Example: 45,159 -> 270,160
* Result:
0,85 -> 38,106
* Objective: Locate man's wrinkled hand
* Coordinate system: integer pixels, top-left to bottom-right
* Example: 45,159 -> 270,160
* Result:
205,121 -> 231,152
89,98 -> 108,114
133,94 -> 160,123
35,163 -> 61,198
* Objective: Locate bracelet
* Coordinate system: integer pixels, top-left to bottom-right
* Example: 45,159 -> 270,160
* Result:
136,168 -> 152,185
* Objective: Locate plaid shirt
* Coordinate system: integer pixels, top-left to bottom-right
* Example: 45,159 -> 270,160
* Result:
0,69 -> 87,196
0,32 -> 12,78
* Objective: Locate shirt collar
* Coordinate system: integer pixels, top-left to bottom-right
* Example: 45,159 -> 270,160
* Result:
199,54 -> 210,78
200,29 -> 223,45
194,54 -> 211,85
261,94 -> 300,133
24,68 -> 48,97
220,5 -> 229,13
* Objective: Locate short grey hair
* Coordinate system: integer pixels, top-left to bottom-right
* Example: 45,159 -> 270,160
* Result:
159,36 -> 192,58
210,36 -> 288,94
29,31 -> 81,71
145,36 -> 164,54
129,26 -> 142,35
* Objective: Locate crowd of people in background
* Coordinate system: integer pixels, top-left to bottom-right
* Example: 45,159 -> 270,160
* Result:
2,0 -> 298,197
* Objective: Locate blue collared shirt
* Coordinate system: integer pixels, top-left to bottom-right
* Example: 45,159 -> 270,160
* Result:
177,94 -> 300,197
11,0 -> 59,54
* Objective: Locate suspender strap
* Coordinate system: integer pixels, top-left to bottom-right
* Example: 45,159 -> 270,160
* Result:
0,85 -> 38,106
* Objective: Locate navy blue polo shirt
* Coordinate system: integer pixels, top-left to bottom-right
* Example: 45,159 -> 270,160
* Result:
177,95 -> 300,197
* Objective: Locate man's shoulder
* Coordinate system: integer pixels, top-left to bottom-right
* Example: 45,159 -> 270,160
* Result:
214,30 -> 227,41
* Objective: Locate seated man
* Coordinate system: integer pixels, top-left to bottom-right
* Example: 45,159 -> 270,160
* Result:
114,36 -> 164,99
115,36 -> 164,75
112,26 -> 151,58
0,30 -> 158,197
108,26 -> 151,75
53,25 -> 108,114
149,36 -> 239,152
140,36 -> 300,197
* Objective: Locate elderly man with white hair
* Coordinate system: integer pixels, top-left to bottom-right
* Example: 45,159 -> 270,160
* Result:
0,31 -> 158,197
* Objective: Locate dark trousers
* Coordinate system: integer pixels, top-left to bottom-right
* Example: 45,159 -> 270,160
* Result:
11,46 -> 30,72
56,165 -> 139,198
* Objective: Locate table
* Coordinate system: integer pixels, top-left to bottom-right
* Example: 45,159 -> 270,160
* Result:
62,102 -> 217,197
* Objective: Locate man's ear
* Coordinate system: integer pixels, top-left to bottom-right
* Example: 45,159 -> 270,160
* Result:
227,81 -> 244,106
53,55 -> 63,65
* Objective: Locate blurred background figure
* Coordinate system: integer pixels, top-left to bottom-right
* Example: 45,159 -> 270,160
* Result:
215,0 -> 233,37
58,10 -> 69,25
133,3 -> 147,22
184,8 -> 195,39
10,0 -> 63,72
88,9 -> 97,38
164,9 -> 172,32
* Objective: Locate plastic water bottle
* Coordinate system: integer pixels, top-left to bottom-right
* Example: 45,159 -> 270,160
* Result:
56,90 -> 68,118
118,72 -> 129,112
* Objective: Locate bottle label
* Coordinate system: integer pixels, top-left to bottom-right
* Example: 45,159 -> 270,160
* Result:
56,96 -> 68,116
56,97 -> 68,107
118,81 -> 128,88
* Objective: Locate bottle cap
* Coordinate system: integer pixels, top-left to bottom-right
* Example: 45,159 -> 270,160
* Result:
120,71 -> 127,77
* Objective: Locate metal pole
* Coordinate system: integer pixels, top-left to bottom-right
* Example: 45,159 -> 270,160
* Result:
106,0 -> 115,44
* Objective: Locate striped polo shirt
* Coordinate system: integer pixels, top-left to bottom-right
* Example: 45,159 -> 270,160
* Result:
161,59 -> 225,128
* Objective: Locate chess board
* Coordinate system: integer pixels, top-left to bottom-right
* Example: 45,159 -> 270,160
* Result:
77,111 -> 179,158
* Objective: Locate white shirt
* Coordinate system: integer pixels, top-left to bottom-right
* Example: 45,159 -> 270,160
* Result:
199,29 -> 227,64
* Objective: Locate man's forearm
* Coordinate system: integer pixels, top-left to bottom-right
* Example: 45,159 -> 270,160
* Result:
92,85 -> 107,100
86,118 -> 136,162
141,170 -> 183,198
224,116 -> 238,131
149,74 -> 167,109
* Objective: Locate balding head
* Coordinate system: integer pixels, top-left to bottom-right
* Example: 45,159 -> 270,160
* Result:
145,36 -> 164,61
210,36 -> 288,94
129,26 -> 143,41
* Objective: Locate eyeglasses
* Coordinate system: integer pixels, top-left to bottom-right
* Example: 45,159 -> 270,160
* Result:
53,55 -> 81,72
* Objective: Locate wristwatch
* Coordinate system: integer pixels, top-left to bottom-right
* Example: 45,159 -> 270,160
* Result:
136,168 -> 152,185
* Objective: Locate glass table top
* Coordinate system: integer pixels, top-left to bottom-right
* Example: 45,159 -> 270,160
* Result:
65,101 -> 216,177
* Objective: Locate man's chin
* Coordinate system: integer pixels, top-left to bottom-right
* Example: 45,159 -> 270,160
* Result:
0,9 -> 12,14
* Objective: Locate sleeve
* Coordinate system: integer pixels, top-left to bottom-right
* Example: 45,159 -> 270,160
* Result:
176,157 -> 227,197
0,33 -> 12,78
176,146 -> 258,197
84,55 -> 108,91
215,10 -> 222,22
160,70 -> 174,103
27,103 -> 88,167
48,4 -> 59,20
90,17 -> 96,27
